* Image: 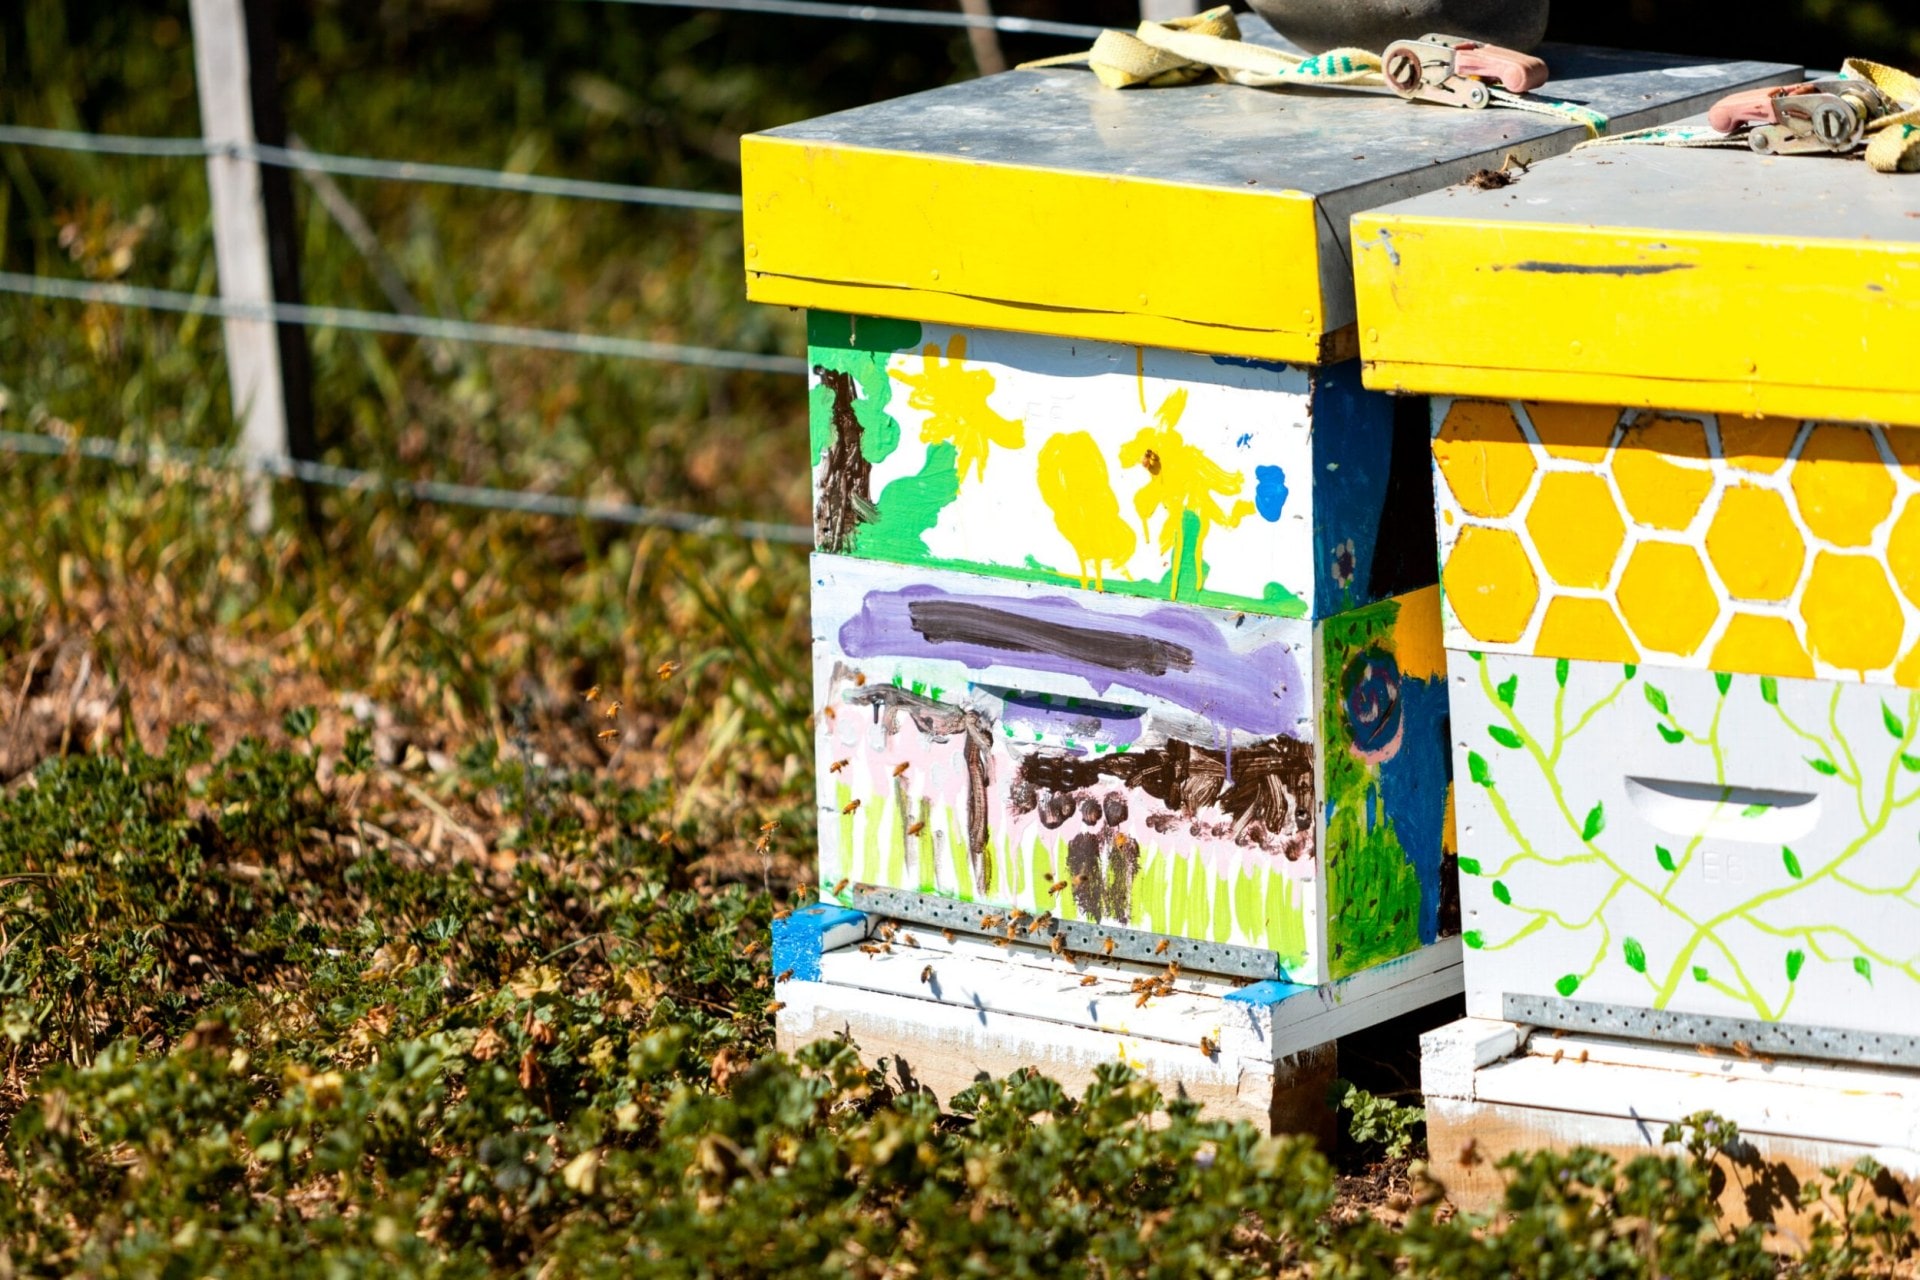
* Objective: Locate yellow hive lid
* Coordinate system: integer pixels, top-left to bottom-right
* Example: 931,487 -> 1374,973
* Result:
1355,119 -> 1920,424
742,22 -> 1794,365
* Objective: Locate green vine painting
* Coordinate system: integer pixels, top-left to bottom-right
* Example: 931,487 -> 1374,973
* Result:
1456,653 -> 1920,1030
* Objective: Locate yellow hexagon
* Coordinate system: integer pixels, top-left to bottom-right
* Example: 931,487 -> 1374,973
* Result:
1801,551 -> 1903,675
1720,417 -> 1800,475
1710,614 -> 1812,679
1791,425 -> 1894,548
1617,541 -> 1719,657
1705,484 -> 1805,602
1528,402 -> 1619,463
1614,416 -> 1714,532
1434,401 -> 1536,519
1534,597 -> 1637,662
1525,472 -> 1626,589
1442,526 -> 1539,644
1889,499 -> 1920,607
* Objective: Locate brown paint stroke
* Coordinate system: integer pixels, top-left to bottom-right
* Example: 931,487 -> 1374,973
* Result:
815,366 -> 876,553
906,600 -> 1196,677
1018,736 -> 1315,852
848,682 -> 994,893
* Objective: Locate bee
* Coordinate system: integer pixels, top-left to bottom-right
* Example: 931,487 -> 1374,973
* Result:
772,908 -> 792,922
979,915 -> 1001,929
1200,1035 -> 1217,1059
892,762 -> 910,777
775,968 -> 793,983
1134,991 -> 1154,1009
854,671 -> 868,686
657,660 -> 680,681
583,685 -> 600,702
1696,1043 -> 1718,1058
941,929 -> 956,944
1079,975 -> 1098,987
1153,939 -> 1170,956
841,799 -> 861,815
1577,1049 -> 1590,1064
907,821 -> 926,837
598,728 -> 620,741
879,922 -> 897,939
859,944 -> 881,955
766,1001 -> 786,1014
1458,1138 -> 1482,1168
1048,879 -> 1069,895
822,705 -> 837,722
760,820 -> 779,833
1732,1039 -> 1755,1059
1166,962 -> 1180,980
604,701 -> 621,719
993,936 -> 1010,947
900,933 -> 918,948
921,965 -> 935,984
1074,873 -> 1089,887
1025,917 -> 1048,935
1102,938 -> 1116,956
1551,1048 -> 1564,1064
832,878 -> 850,895
1050,935 -> 1066,956
830,759 -> 850,773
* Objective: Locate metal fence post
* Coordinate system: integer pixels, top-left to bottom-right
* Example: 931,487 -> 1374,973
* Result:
188,0 -> 314,528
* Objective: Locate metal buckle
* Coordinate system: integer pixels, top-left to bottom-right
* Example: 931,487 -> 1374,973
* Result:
1748,79 -> 1892,155
1382,34 -> 1548,110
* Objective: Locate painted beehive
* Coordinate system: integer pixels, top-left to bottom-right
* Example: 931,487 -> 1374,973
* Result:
814,555 -> 1452,986
745,25 -> 1793,1002
1354,121 -> 1920,1055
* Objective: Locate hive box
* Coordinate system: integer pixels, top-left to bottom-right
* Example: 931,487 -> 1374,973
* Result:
748,30 -> 1797,1126
1354,118 -> 1920,1195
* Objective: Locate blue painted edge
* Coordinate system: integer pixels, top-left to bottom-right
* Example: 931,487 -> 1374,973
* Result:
1225,979 -> 1316,1009
770,904 -> 869,983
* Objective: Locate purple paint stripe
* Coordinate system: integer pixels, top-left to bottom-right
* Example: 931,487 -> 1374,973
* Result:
837,583 -> 1305,736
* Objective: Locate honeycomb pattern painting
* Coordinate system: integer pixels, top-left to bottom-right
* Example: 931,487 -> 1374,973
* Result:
1431,399 -> 1920,687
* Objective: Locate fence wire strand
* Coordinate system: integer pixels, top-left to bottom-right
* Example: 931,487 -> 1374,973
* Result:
0,125 -> 744,212
0,429 -> 813,544
600,0 -> 1104,39
0,271 -> 806,376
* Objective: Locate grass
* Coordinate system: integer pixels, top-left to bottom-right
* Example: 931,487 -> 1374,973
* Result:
4,0 -> 1920,1274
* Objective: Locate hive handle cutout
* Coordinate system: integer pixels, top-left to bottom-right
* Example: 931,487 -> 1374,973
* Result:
1624,777 -> 1822,843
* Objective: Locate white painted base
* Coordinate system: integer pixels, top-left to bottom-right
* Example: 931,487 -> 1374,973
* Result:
776,929 -> 1462,1135
1421,1016 -> 1920,1222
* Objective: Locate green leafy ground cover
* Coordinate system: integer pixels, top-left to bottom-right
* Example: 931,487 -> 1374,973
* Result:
5,2 -> 1920,1274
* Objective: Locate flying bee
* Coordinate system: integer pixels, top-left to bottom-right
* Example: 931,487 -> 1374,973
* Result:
583,685 -> 600,702
854,671 -> 867,686
760,820 -> 779,833
604,701 -> 621,718
1048,879 -> 1069,895
657,660 -> 680,681
921,965 -> 934,984
892,762 -> 910,777
907,821 -> 926,837
597,728 -> 620,741
841,799 -> 861,814
1200,1035 -> 1217,1059
775,968 -> 794,984
1074,873 -> 1089,887
772,908 -> 792,921
832,878 -> 850,895
766,1001 -> 785,1014
900,933 -> 918,948
829,759 -> 850,773
1153,939 -> 1170,956
859,944 -> 881,955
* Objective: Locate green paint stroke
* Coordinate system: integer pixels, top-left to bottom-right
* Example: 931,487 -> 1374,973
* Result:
1320,596 -> 1426,979
807,311 -> 919,467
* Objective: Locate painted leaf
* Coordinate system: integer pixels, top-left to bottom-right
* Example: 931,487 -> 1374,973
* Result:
1554,658 -> 1569,688
1786,949 -> 1806,981
1496,675 -> 1518,708
1554,974 -> 1581,997
1657,723 -> 1685,745
1468,650 -> 1484,663
1581,803 -> 1605,842
1740,803 -> 1767,818
1623,937 -> 1647,973
1714,671 -> 1732,696
1855,956 -> 1874,983
1760,675 -> 1779,705
1468,751 -> 1492,787
1692,965 -> 1710,983
1655,845 -> 1675,872
1885,702 -> 1907,740
1782,846 -> 1803,879
1644,685 -> 1670,715
1491,880 -> 1512,905
1625,663 -> 1637,679
1487,725 -> 1523,749
1808,757 -> 1839,776
1457,857 -> 1481,876
1902,753 -> 1920,773
1463,930 -> 1484,949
